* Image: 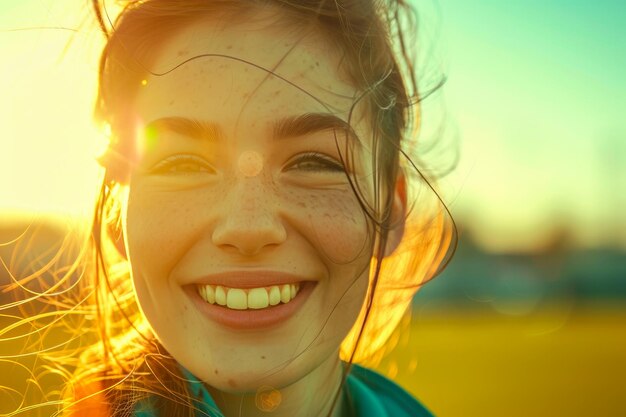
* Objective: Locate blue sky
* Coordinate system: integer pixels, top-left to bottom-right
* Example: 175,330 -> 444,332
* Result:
426,0 -> 626,250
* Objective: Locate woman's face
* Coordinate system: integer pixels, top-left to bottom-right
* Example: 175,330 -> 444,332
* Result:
124,13 -> 377,392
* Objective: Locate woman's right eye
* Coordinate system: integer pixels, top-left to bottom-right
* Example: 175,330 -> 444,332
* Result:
150,154 -> 215,175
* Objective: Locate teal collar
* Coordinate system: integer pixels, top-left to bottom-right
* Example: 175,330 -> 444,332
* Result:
133,366 -> 224,417
134,363 -> 433,417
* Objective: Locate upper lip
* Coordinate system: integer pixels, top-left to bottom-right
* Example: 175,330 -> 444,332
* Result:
192,270 -> 316,288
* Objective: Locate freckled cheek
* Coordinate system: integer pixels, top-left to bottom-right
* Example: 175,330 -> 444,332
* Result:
125,187 -> 217,278
285,189 -> 371,263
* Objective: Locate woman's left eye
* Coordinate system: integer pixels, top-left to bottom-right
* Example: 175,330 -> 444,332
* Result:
287,152 -> 346,173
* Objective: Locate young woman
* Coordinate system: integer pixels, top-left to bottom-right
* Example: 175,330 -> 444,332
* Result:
4,1 -> 455,416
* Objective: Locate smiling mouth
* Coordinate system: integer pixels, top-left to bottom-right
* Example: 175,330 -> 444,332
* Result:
197,283 -> 301,310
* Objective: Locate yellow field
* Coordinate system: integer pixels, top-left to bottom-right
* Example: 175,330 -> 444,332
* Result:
1,302 -> 625,416
375,302 -> 626,417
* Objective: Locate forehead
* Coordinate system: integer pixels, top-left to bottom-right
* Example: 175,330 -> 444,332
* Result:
133,12 -> 370,141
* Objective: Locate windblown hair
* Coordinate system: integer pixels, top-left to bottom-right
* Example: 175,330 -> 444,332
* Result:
0,1 -> 456,416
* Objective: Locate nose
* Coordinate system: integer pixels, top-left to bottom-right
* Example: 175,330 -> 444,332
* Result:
211,177 -> 287,256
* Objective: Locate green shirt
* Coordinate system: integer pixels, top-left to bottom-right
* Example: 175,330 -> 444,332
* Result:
134,363 -> 434,417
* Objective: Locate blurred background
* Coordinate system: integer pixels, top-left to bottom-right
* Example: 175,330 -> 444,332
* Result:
1,0 -> 625,416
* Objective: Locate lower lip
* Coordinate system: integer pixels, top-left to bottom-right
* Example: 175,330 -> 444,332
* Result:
187,282 -> 316,330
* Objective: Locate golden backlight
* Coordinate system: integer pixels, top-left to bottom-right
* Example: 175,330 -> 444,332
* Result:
0,1 -> 121,218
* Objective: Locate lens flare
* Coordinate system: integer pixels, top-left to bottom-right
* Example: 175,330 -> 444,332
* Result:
238,150 -> 263,177
255,385 -> 281,411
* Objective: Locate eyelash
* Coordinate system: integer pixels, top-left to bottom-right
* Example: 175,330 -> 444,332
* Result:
151,154 -> 213,174
150,152 -> 346,174
288,152 -> 346,173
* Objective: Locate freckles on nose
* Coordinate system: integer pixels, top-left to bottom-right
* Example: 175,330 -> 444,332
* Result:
237,150 -> 263,177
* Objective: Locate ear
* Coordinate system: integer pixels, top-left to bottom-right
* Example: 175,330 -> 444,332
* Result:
375,172 -> 407,259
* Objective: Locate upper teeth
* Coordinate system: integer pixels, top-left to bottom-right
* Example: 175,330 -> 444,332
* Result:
198,283 -> 301,310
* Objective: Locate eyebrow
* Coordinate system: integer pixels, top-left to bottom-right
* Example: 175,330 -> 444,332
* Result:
144,113 -> 361,147
145,117 -> 223,142
273,113 -> 361,147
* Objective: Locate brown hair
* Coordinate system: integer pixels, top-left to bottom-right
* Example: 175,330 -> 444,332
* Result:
68,0 -> 456,416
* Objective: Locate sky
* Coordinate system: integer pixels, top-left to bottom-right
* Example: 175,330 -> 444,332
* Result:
1,0 -> 625,252
418,0 -> 626,250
